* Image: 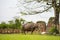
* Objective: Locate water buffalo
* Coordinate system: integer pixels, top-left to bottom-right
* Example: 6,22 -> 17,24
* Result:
21,22 -> 38,34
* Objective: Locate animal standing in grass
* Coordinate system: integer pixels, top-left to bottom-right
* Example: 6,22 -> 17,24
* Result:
22,22 -> 38,34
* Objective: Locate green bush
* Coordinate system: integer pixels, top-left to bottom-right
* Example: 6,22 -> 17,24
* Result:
49,26 -> 59,35
0,18 -> 25,29
0,22 -> 8,29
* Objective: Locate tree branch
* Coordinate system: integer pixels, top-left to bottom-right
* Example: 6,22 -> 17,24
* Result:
21,5 -> 52,15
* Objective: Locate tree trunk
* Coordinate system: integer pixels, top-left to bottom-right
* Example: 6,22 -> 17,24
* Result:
52,0 -> 59,32
54,7 -> 59,30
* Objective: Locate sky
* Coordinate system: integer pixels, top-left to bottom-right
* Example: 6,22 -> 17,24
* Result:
0,0 -> 60,24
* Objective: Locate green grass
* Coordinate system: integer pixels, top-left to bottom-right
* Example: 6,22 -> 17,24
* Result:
0,34 -> 60,40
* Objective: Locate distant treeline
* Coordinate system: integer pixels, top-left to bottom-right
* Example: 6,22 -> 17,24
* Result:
0,18 -> 25,29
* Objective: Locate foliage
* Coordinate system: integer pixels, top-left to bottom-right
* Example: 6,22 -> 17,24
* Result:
37,21 -> 46,23
18,0 -> 52,15
14,18 -> 21,29
48,26 -> 59,35
49,17 -> 55,21
8,20 -> 15,29
14,18 -> 25,29
0,18 -> 25,29
0,22 -> 8,29
48,17 -> 55,23
27,21 -> 33,23
19,0 -> 59,15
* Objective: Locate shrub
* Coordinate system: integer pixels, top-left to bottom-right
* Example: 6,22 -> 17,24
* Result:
0,22 -> 8,29
49,26 -> 59,35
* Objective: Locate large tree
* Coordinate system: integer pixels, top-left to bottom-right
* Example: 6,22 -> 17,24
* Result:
18,0 -> 60,31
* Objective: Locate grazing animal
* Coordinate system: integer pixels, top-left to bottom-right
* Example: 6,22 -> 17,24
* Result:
22,22 -> 38,34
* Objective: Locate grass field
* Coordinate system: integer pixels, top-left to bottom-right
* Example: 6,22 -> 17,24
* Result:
0,34 -> 60,40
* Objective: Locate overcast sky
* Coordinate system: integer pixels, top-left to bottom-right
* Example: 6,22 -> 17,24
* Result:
0,0 -> 60,24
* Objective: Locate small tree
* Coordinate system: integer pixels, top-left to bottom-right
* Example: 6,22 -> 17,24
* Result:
14,18 -> 25,29
15,18 -> 21,29
8,20 -> 15,29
